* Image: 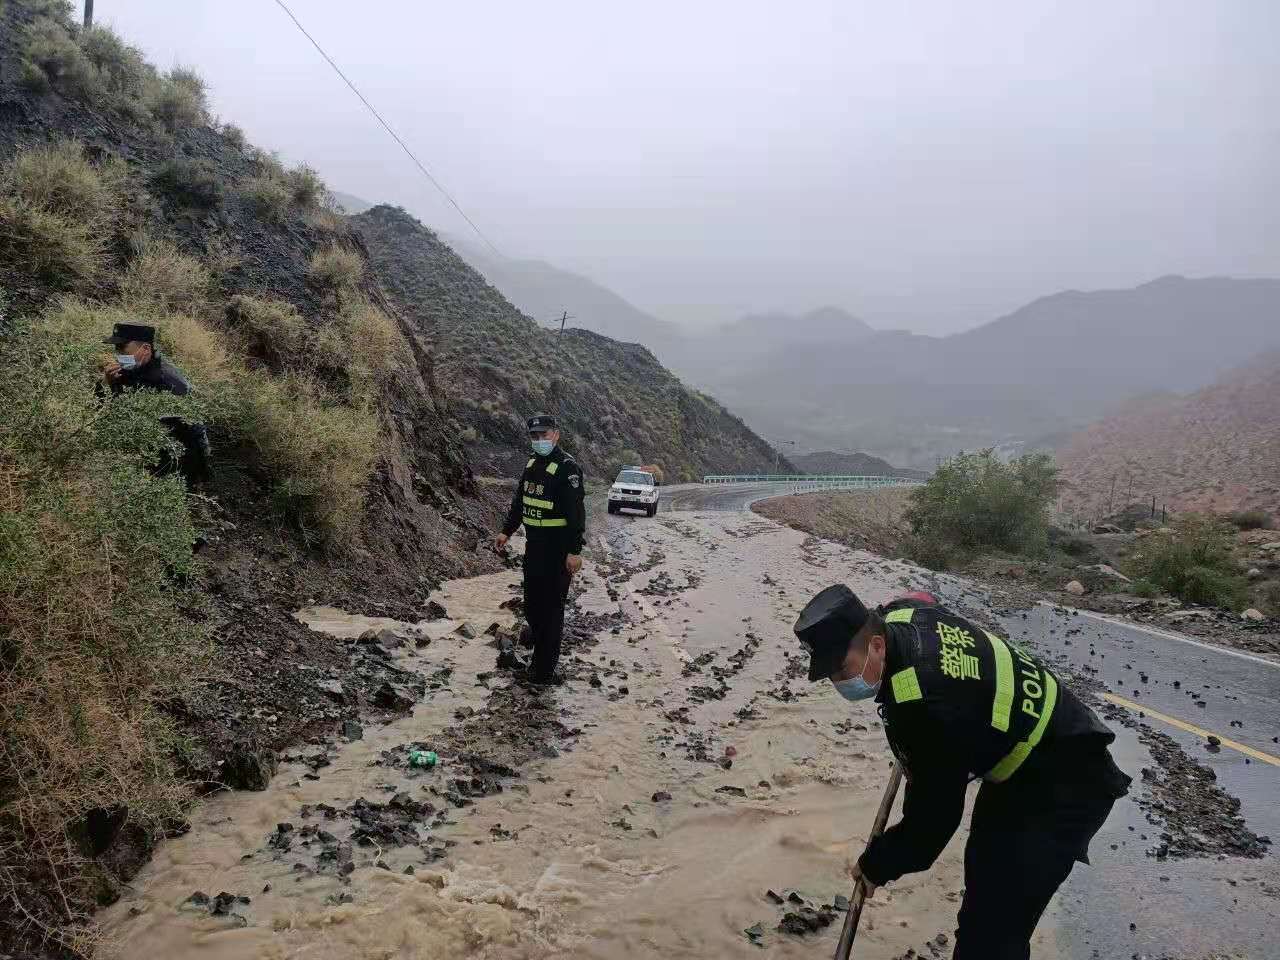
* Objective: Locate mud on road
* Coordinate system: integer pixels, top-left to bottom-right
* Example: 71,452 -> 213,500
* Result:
99,511 -> 1279,960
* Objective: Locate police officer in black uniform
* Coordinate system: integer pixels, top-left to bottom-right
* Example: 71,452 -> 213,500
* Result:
794,585 -> 1130,960
102,322 -> 211,483
495,415 -> 586,684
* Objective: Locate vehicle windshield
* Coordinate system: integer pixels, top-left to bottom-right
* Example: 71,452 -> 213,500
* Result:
616,471 -> 653,485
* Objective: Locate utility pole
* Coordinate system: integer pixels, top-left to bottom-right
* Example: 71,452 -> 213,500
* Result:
556,310 -> 574,337
84,0 -> 94,28
1107,474 -> 1116,517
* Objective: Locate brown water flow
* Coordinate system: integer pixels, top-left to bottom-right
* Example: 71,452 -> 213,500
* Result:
101,513 -> 1058,959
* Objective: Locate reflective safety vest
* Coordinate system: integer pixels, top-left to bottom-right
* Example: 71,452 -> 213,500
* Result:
520,456 -> 568,528
882,605 -> 1058,783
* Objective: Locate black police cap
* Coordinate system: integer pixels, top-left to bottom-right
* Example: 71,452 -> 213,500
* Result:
527,414 -> 558,432
103,322 -> 155,346
794,584 -> 870,682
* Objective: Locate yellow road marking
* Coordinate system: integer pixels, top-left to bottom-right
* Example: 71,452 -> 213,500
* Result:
1102,693 -> 1280,768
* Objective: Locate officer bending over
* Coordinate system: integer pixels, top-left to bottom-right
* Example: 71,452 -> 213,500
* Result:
795,585 -> 1130,960
496,415 -> 585,684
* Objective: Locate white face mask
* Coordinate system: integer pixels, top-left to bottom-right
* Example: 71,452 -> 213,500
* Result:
115,353 -> 138,370
531,438 -> 555,457
832,656 -> 880,701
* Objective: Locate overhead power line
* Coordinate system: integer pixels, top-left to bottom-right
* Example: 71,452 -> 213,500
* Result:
268,0 -> 503,258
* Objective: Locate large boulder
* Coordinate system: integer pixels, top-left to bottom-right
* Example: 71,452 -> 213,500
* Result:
1065,580 -> 1087,597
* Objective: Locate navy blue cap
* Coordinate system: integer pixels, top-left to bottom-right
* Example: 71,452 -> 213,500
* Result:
794,584 -> 870,681
103,323 -> 155,346
527,414 -> 558,432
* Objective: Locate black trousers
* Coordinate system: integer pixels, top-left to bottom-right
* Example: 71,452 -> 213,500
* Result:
523,552 -> 571,681
953,749 -> 1129,960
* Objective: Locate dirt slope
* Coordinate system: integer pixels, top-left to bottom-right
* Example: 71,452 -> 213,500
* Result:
1057,353 -> 1280,521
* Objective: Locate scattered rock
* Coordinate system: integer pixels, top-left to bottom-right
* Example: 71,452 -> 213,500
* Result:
1241,608 -> 1265,622
373,682 -> 414,711
1065,580 -> 1087,597
454,622 -> 477,639
651,791 -> 672,803
1080,563 -> 1131,583
341,721 -> 363,741
424,600 -> 448,618
221,744 -> 277,791
316,678 -> 345,699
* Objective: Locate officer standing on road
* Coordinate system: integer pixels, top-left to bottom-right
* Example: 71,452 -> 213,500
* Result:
495,415 -> 586,684
795,585 -> 1131,960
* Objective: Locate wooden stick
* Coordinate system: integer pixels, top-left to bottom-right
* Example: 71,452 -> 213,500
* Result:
833,761 -> 904,960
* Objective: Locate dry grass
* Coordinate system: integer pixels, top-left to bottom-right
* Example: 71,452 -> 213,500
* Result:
0,142 -> 120,289
149,67 -> 208,132
241,175 -> 290,221
285,164 -> 325,207
119,235 -> 212,318
243,373 -> 381,541
225,293 -> 308,366
308,244 -> 364,293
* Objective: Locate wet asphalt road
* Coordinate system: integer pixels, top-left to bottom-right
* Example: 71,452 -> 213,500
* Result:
654,482 -> 1280,960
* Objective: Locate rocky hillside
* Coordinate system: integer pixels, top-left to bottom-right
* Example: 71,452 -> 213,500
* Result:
792,450 -> 929,479
1057,353 -> 1280,521
352,205 -> 783,483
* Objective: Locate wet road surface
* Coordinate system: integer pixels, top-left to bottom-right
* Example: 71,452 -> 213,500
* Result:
100,486 -> 1279,959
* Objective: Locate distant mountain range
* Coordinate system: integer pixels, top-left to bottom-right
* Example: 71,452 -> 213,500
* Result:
792,450 -> 929,479
345,204 -> 1280,471
1057,352 -> 1280,521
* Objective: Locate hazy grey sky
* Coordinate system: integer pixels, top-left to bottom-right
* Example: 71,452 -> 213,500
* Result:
106,1 -> 1277,333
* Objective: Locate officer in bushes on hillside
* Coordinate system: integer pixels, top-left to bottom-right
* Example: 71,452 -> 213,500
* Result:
495,415 -> 586,685
102,322 -> 211,484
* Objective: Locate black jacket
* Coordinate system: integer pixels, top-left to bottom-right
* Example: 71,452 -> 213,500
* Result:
858,599 -> 1127,887
108,353 -> 211,479
502,445 -> 586,555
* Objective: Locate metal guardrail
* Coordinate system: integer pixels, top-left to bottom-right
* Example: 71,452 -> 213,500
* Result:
701,474 -> 923,487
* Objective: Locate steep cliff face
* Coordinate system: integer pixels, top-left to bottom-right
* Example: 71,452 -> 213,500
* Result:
352,205 -> 786,482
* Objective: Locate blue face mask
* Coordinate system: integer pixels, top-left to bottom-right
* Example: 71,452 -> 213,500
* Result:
115,353 -> 138,370
833,657 -> 880,702
531,438 -> 555,457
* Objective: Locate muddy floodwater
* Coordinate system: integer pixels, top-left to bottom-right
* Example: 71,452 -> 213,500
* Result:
99,512 -> 1144,959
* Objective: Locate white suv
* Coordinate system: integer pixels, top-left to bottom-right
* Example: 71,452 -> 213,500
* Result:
608,468 -> 660,517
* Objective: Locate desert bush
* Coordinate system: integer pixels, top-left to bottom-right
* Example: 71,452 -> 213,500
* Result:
1260,582 -> 1280,618
79,23 -> 153,112
285,164 -> 325,207
1129,514 -> 1249,610
242,372 -> 380,541
23,17 -> 94,97
0,142 -> 118,288
150,157 -> 222,210
119,235 -> 212,317
149,66 -> 208,132
6,140 -> 118,222
1128,578 -> 1159,599
308,244 -> 364,293
904,449 -> 1058,555
241,174 -> 290,221
1229,509 -> 1273,531
0,310 -> 204,954
221,122 -> 247,149
225,294 -> 308,365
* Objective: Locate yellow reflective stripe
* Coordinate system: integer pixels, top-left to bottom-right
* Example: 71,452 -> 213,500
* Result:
987,671 -> 1057,782
546,461 -> 559,475
890,667 -> 923,703
885,608 -> 914,624
522,496 -> 555,510
524,516 -> 567,528
985,630 -> 1015,733
526,458 -> 536,469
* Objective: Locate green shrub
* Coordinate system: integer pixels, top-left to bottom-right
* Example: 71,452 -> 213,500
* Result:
308,244 -> 364,293
241,174 -> 290,221
904,449 -> 1058,555
0,198 -> 102,286
1129,578 -> 1159,599
151,157 -> 222,210
1129,514 -> 1249,610
118,235 -> 213,318
0,310 -> 203,954
79,23 -> 153,113
1229,509 -> 1273,531
18,58 -> 52,94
